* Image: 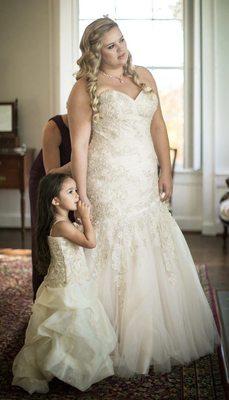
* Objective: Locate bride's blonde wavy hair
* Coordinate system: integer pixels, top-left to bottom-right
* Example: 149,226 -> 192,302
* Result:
75,17 -> 151,122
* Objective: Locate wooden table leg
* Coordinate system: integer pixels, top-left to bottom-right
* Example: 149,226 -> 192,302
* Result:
20,189 -> 25,248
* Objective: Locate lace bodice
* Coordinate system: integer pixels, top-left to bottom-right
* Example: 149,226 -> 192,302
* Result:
92,89 -> 158,150
87,89 -> 160,224
43,236 -> 92,288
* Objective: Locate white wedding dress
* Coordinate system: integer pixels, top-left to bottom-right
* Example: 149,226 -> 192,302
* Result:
12,232 -> 117,393
85,88 -> 220,377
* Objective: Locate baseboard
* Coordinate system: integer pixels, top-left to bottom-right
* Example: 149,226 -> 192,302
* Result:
0,213 -> 225,234
202,221 -> 218,235
173,215 -> 202,231
0,213 -> 31,228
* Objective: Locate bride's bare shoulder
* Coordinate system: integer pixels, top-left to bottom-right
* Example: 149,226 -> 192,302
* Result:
135,66 -> 157,91
68,78 -> 89,100
67,77 -> 90,110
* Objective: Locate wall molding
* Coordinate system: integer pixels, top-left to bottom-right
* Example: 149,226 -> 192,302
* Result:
59,0 -> 78,113
0,170 -> 227,233
48,0 -> 78,116
175,216 -> 202,231
173,169 -> 202,186
48,0 -> 60,116
215,173 -> 229,189
0,213 -> 203,232
201,0 -> 217,235
0,213 -> 31,228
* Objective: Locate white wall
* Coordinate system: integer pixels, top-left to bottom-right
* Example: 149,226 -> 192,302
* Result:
173,0 -> 229,234
215,0 -> 229,175
0,0 -> 50,227
214,0 -> 229,232
0,0 -> 77,228
173,171 -> 202,231
0,0 -> 50,149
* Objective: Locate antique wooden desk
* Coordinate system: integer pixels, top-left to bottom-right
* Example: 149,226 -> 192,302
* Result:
0,148 -> 35,248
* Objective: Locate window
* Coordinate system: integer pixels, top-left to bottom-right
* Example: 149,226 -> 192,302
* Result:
78,0 -> 198,169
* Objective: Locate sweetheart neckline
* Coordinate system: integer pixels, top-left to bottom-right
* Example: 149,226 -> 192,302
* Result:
98,88 -> 144,102
98,89 -> 158,105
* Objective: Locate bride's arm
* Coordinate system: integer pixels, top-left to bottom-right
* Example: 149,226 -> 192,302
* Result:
137,66 -> 172,202
67,78 -> 92,204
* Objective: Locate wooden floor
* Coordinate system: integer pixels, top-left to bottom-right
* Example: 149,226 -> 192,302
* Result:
0,229 -> 228,290
184,233 -> 229,291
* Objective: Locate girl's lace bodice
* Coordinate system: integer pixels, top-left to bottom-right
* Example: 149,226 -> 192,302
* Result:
43,236 -> 91,288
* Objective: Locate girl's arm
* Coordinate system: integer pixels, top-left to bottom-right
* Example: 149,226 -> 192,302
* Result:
42,120 -> 71,174
51,218 -> 96,249
67,79 -> 92,204
137,66 -> 173,202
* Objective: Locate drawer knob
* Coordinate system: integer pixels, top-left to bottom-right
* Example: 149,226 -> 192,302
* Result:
0,176 -> 6,182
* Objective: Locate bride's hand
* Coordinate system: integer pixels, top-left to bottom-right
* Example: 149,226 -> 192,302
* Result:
158,171 -> 173,202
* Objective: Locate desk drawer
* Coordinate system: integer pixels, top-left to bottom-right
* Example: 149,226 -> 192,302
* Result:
0,150 -> 35,190
0,167 -> 20,188
0,157 -> 20,169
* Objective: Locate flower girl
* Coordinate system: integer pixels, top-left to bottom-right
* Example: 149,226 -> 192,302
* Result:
12,173 -> 116,394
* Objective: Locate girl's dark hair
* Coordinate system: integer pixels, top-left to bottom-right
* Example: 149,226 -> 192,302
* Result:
36,173 -> 71,275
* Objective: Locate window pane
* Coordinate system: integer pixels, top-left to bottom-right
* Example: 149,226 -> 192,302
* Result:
79,0 -> 115,19
151,68 -> 184,166
152,21 -> 183,66
152,0 -> 183,19
118,20 -> 183,67
115,0 -> 153,19
79,20 -> 93,40
78,1 -> 185,169
118,21 -> 153,65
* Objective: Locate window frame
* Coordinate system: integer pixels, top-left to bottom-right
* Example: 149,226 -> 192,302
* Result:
77,0 -> 201,172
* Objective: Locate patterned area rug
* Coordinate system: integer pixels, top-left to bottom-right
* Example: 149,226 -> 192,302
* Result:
0,255 -> 226,400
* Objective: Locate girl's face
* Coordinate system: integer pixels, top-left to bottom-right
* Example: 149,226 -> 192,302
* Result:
53,177 -> 79,211
100,26 -> 128,69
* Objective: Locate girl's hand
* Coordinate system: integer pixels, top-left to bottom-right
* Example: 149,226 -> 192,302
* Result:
73,211 -> 82,225
77,200 -> 91,219
158,171 -> 173,202
79,195 -> 93,219
74,194 -> 91,224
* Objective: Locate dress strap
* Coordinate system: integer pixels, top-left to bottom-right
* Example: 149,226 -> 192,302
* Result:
49,219 -> 67,236
48,115 -> 68,135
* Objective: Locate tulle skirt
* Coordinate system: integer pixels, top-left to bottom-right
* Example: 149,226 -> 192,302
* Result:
85,200 -> 221,377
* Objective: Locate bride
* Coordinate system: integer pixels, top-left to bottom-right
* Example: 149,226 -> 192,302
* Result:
67,17 -> 220,377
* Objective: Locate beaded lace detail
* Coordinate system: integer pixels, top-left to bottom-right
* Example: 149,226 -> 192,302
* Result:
44,237 -> 92,288
86,90 -> 177,298
88,90 -> 159,222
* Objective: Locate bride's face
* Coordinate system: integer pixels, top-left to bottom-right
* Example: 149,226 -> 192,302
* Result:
100,26 -> 128,68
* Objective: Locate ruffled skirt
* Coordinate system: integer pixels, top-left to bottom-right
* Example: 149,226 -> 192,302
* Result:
12,282 -> 117,393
